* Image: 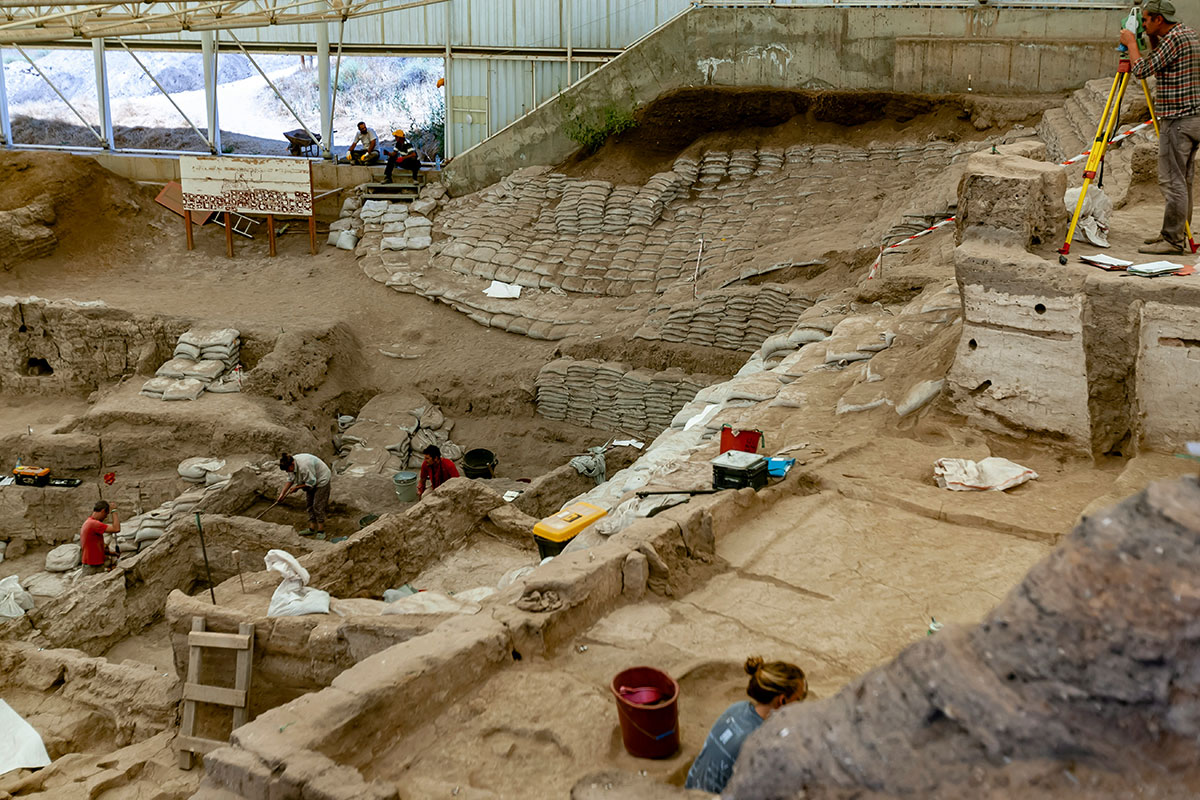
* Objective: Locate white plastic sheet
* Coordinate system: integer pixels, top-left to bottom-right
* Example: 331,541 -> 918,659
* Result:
0,699 -> 51,774
0,575 -> 34,619
483,280 -> 522,299
934,457 -> 1038,491
265,549 -> 330,617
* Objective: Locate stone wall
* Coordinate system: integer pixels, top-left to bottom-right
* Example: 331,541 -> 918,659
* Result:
535,358 -> 721,435
0,195 -> 57,269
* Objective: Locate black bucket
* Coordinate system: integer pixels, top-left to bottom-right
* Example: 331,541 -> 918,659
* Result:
463,448 -> 497,479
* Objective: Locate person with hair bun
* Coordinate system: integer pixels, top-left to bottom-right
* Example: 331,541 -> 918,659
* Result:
685,656 -> 807,793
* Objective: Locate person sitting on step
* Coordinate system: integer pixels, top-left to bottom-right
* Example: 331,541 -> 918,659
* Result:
344,121 -> 380,165
382,129 -> 421,184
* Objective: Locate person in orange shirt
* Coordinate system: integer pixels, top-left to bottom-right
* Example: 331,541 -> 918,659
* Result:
80,500 -> 120,576
417,445 -> 459,497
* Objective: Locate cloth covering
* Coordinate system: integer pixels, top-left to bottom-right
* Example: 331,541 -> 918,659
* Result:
0,699 -> 51,773
265,549 -> 330,617
933,457 -> 1038,491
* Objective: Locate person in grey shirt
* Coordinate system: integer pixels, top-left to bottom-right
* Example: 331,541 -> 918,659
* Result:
345,121 -> 379,165
277,452 -> 332,538
685,656 -> 807,795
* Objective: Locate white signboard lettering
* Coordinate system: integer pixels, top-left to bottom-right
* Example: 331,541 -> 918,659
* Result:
180,156 -> 313,217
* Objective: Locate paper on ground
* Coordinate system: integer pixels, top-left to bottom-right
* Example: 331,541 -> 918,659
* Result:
0,699 -> 51,774
613,439 -> 646,449
1129,260 -> 1185,275
483,280 -> 521,299
933,457 -> 1038,491
1080,254 -> 1132,268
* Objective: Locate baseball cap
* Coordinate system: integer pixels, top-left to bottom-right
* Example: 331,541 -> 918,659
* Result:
1145,0 -> 1177,22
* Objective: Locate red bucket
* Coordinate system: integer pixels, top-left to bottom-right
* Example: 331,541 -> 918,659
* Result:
611,666 -> 680,759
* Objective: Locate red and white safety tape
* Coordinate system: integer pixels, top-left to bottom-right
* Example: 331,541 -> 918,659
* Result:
1060,120 -> 1154,166
866,122 -> 1155,279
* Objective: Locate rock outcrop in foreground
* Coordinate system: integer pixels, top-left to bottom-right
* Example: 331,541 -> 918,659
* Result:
730,477 -> 1200,799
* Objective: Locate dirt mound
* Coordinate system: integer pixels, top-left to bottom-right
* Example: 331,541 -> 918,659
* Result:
560,88 -> 1048,185
0,150 -> 172,271
729,476 -> 1200,799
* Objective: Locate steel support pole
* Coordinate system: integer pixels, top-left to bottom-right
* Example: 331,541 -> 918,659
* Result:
444,0 -> 452,159
201,30 -> 221,154
0,45 -> 12,148
317,22 -> 331,159
93,39 -> 115,149
565,0 -> 573,85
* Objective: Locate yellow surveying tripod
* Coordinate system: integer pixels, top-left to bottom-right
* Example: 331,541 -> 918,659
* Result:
1058,45 -> 1198,264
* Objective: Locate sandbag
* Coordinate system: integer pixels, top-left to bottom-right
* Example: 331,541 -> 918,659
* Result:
179,328 -> 239,349
156,357 -> 196,379
45,543 -> 81,572
173,342 -> 202,360
265,549 -> 330,617
178,457 -> 225,482
23,571 -> 73,598
0,576 -> 34,619
162,378 -> 206,401
182,359 -> 226,383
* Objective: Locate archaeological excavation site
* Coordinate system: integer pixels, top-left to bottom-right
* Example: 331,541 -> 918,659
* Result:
4,1 -> 1200,798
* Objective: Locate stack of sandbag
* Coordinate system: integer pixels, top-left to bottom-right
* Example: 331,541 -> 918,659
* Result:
336,399 -> 464,475
178,457 -> 227,485
141,329 -> 241,399
178,328 -> 241,370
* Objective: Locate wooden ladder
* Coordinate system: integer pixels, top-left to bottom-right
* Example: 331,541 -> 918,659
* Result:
177,616 -> 255,769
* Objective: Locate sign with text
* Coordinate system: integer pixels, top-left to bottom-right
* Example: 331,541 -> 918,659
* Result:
180,155 -> 313,217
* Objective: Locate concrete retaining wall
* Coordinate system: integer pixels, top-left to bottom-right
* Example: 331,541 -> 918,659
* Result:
444,4 -> 1126,195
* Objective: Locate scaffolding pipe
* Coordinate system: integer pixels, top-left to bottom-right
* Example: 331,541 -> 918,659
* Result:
115,37 -> 214,152
317,20 -> 331,158
92,38 -> 114,149
227,29 -> 318,152
565,0 -> 572,85
0,44 -> 11,147
201,29 -> 221,154
12,43 -> 106,145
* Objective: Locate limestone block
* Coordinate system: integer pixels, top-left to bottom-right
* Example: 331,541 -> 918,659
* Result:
1137,301 -> 1200,449
956,153 -> 1067,248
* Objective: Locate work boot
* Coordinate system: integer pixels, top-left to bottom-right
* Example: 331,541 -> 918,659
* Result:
381,175 -> 392,184
1138,240 -> 1185,255
1144,234 -> 1163,244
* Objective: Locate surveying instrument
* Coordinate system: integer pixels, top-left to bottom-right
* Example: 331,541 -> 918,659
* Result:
1058,11 -> 1198,264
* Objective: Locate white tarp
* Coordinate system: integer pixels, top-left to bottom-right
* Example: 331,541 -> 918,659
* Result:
0,699 -> 51,774
934,457 -> 1039,491
483,280 -> 521,299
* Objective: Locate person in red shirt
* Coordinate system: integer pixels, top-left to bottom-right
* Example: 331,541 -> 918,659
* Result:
80,500 -> 120,575
417,445 -> 460,497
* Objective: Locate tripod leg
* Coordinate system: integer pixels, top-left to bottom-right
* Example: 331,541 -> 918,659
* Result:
1060,72 -> 1128,263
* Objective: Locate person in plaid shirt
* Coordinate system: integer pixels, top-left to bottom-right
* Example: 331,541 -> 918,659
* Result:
1124,0 -> 1200,254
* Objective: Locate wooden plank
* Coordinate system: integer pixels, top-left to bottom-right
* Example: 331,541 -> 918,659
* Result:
223,212 -> 234,258
177,734 -> 228,756
183,682 -> 247,707
232,622 -> 255,730
183,209 -> 194,251
177,616 -> 206,769
267,213 -> 276,257
187,631 -> 250,650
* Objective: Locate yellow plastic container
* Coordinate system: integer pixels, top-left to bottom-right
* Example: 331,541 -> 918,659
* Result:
533,501 -> 607,558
